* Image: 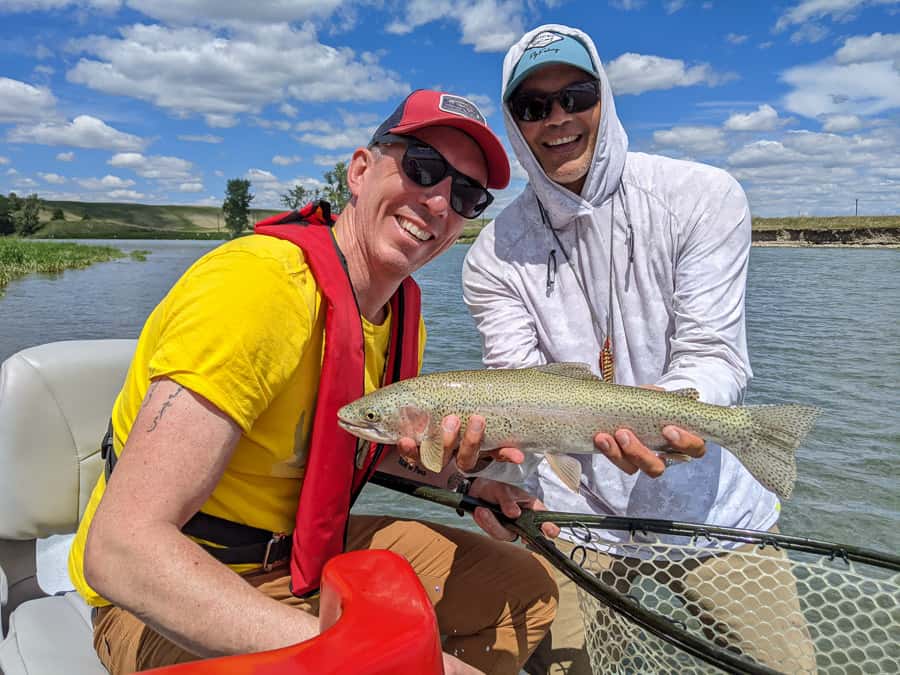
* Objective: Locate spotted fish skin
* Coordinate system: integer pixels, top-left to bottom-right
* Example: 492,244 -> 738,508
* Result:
336,364 -> 819,500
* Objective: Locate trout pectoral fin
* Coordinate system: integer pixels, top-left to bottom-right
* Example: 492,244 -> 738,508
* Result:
546,453 -> 582,492
419,435 -> 444,473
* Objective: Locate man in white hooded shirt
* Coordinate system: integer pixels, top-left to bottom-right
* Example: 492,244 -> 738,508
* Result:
463,24 -> 814,675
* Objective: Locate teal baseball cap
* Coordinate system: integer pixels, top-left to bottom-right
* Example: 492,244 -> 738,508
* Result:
504,30 -> 598,101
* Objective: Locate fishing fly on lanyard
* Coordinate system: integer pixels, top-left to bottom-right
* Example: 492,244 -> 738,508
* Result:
539,186 -> 634,384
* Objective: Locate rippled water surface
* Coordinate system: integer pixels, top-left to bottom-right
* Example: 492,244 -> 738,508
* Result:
1,240 -> 897,553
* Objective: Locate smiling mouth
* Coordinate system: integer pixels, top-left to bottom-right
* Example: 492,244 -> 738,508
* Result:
543,134 -> 581,149
397,216 -> 434,242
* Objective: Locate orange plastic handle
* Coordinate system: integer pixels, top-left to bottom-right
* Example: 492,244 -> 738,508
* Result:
146,549 -> 444,674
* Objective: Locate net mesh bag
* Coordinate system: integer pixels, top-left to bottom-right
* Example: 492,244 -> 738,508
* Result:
562,525 -> 899,675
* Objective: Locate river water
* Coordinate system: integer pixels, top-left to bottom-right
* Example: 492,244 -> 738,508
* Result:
1,240 -> 897,554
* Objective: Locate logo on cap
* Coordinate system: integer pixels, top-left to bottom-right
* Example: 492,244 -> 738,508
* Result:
526,31 -> 564,50
438,94 -> 486,125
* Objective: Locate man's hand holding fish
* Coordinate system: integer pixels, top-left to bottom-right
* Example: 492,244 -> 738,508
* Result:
393,412 -> 560,541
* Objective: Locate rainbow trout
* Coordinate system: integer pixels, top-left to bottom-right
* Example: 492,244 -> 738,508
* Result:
336,363 -> 819,500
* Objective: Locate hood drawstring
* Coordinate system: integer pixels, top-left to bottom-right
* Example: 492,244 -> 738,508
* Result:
536,194 -> 618,382
546,249 -> 557,296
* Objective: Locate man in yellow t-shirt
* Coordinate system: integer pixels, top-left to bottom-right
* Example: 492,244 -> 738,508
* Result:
69,90 -> 558,675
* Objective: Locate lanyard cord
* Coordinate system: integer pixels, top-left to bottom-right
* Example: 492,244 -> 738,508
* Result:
537,194 -> 617,382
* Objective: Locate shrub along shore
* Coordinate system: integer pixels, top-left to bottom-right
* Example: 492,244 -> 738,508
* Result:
0,238 -> 146,293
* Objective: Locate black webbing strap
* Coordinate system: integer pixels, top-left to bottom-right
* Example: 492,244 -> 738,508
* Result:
101,420 -> 291,569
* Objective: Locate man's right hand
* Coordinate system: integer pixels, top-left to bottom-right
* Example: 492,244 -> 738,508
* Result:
469,478 -> 560,541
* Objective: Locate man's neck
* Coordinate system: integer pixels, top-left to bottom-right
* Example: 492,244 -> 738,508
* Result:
332,207 -> 393,325
560,175 -> 586,196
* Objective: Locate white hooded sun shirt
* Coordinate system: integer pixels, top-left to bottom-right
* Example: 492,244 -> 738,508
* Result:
462,25 -> 778,541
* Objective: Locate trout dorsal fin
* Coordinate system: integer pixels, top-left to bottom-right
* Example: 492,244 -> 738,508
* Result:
533,363 -> 599,381
668,387 -> 701,400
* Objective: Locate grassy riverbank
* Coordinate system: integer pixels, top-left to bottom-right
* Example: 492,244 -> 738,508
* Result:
0,238 -> 137,292
36,201 -> 280,239
21,201 -> 900,245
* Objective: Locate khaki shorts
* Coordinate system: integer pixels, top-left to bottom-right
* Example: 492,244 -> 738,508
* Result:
92,515 -> 558,675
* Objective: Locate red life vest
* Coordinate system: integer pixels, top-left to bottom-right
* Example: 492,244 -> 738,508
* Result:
254,202 -> 421,597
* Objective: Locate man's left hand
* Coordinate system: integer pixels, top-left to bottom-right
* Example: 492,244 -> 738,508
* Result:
594,425 -> 705,477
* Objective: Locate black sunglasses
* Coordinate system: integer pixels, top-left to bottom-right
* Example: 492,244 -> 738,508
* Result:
375,134 -> 493,219
509,80 -> 601,123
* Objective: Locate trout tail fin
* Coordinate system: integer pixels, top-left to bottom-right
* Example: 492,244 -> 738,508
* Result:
739,404 -> 820,501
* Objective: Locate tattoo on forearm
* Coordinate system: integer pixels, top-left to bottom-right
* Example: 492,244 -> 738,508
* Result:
146,385 -> 184,432
398,456 -> 427,477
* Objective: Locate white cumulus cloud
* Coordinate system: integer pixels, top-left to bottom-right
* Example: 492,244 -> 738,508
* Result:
178,134 -> 223,144
125,0 -> 342,24
66,23 -> 408,127
8,115 -> 146,151
77,174 -> 136,190
38,172 -> 67,184
606,53 -> 736,95
782,59 -> 900,117
386,0 -> 524,52
774,0 -> 897,32
108,152 -> 194,181
724,104 -> 785,131
835,32 -> 900,63
0,77 -> 57,123
820,114 -> 863,131
56,151 -> 75,161
727,139 -> 808,167
652,125 -> 727,155
273,155 -> 302,166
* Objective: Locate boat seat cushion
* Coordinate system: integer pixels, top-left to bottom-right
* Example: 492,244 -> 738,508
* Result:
0,339 -> 136,540
0,592 -> 105,675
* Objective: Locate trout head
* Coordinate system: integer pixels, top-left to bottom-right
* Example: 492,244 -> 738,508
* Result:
337,382 -> 436,446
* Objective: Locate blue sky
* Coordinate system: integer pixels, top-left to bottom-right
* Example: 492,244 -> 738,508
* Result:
0,0 -> 898,218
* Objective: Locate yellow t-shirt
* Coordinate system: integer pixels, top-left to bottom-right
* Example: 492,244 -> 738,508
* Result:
68,234 -> 426,606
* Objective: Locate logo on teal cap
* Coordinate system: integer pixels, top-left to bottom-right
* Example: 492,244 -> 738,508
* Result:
505,31 -> 598,100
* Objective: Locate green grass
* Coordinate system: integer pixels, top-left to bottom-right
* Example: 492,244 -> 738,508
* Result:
37,201 -> 281,239
752,215 -> 900,231
0,238 -> 130,292
38,219 -> 229,239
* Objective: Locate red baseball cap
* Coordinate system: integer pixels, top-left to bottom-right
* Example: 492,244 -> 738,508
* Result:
370,90 -> 510,189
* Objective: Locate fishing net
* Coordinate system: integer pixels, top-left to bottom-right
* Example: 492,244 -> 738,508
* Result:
558,523 -> 899,675
370,473 -> 900,675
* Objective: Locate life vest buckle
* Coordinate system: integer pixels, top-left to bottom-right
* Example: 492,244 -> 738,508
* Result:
262,533 -> 288,571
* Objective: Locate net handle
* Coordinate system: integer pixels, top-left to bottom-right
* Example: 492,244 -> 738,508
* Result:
369,472 -> 783,675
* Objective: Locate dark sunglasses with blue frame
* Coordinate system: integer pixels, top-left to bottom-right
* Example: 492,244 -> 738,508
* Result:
509,79 -> 601,123
373,133 -> 494,219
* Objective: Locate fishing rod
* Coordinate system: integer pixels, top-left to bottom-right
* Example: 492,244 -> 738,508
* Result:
369,472 -> 900,675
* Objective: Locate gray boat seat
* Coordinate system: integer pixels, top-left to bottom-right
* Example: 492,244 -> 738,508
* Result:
0,340 -> 136,675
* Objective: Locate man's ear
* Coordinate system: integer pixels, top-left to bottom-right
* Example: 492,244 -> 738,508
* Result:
347,147 -> 374,199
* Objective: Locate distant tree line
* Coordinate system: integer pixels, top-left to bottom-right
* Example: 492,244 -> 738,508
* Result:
222,161 -> 350,239
0,192 -> 53,237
